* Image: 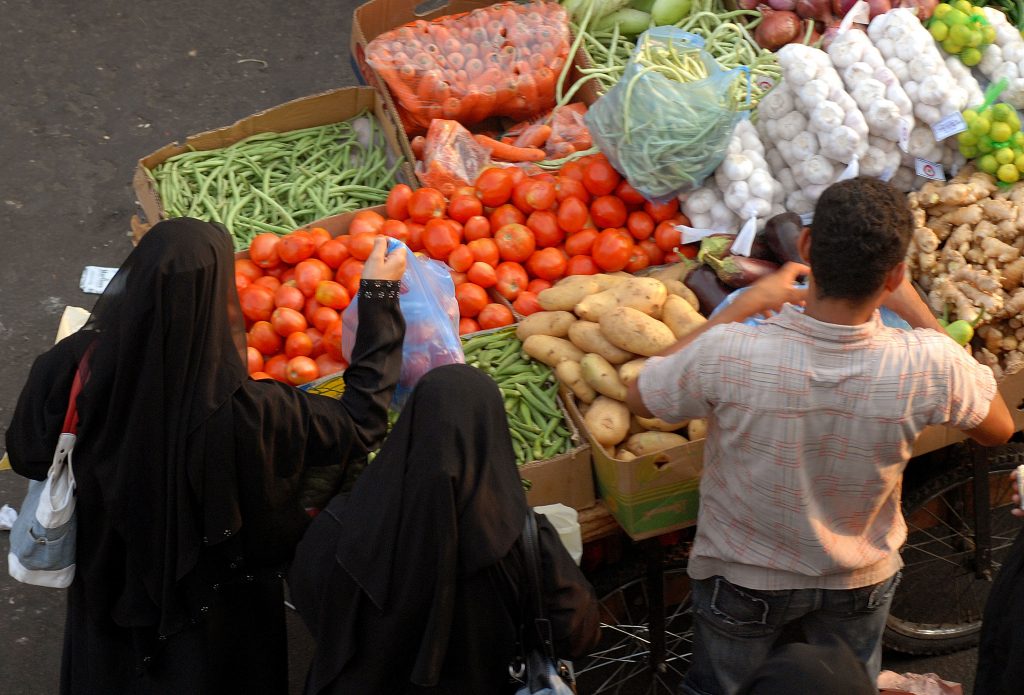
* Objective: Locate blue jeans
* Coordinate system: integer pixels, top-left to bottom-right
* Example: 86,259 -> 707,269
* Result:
681,572 -> 901,695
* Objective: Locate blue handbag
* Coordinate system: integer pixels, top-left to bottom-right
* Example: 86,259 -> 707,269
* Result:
7,363 -> 85,588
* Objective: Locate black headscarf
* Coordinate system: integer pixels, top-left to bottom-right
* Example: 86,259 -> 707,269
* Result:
737,636 -> 877,695
74,218 -> 247,635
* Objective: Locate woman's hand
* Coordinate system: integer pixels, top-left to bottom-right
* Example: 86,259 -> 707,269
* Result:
362,237 -> 406,282
1011,468 -> 1023,518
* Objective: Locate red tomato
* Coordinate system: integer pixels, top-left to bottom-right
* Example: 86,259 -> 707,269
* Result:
285,331 -> 314,359
239,284 -> 276,322
246,346 -> 264,374
348,231 -> 378,261
644,198 -> 679,223
526,247 -> 568,282
556,196 -> 589,234
627,211 -> 655,241
306,327 -> 325,357
638,239 -> 665,266
312,306 -> 340,333
381,219 -> 409,243
625,247 -> 650,273
560,160 -> 586,182
494,223 -> 536,263
490,203 -> 526,230
592,229 -> 634,272
286,356 -> 319,386
263,264 -> 286,279
335,258 -> 365,297
677,242 -> 699,260
448,194 -> 483,223
386,184 -> 413,220
565,254 -> 599,276
564,229 -> 598,257
654,221 -> 683,254
235,259 -> 263,283
458,317 -> 481,335
349,210 -> 386,236
494,261 -> 529,300
463,216 -> 491,241
308,227 -> 331,248
264,354 -> 290,383
450,270 -> 468,286
455,282 -> 489,318
583,160 -> 621,197
303,297 -> 322,324
407,187 -> 446,223
467,238 -> 500,266
423,218 -> 460,260
271,307 -> 307,337
527,210 -> 564,248
506,167 -> 527,188
274,284 -> 306,311
254,275 -> 281,292
278,231 -> 316,265
322,319 -> 345,361
477,303 -> 515,329
316,238 -> 350,269
235,273 -> 251,292
590,196 -> 628,229
248,321 -> 282,356
475,168 -> 514,207
527,278 -> 553,294
316,353 -> 347,377
314,280 -> 351,310
446,244 -> 473,273
615,179 -> 646,206
406,221 -> 425,251
249,233 -> 281,269
466,261 -> 497,288
512,178 -> 557,213
295,259 -> 332,297
554,176 -> 590,204
512,291 -> 542,316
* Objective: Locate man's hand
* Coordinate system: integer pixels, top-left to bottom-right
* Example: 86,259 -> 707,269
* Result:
730,262 -> 809,320
362,237 -> 407,282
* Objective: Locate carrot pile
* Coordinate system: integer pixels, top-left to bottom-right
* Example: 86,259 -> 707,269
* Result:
365,0 -> 571,131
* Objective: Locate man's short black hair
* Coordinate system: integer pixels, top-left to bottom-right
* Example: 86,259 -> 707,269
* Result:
810,177 -> 912,301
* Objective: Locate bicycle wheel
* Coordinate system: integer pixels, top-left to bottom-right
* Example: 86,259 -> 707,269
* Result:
884,443 -> 1024,655
574,546 -> 693,694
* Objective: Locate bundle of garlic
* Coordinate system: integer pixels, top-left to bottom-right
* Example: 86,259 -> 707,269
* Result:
906,166 -> 1024,376
978,7 -> 1024,109
712,119 -> 786,222
680,181 -> 740,232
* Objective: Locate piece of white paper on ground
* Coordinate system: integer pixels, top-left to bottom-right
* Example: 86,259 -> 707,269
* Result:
79,266 -> 118,294
0,504 -> 17,531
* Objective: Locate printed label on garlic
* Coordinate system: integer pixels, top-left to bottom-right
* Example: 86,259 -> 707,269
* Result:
931,112 -> 968,141
914,158 -> 946,181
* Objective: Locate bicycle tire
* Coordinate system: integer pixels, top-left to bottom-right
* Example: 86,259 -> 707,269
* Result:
883,443 -> 1024,655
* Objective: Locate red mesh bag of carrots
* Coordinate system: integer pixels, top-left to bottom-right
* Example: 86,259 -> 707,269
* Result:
417,119 -> 492,197
365,0 -> 570,132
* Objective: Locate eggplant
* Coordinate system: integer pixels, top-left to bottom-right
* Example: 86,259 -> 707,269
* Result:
762,212 -> 806,264
705,254 -> 780,289
696,234 -> 734,264
684,265 -> 732,316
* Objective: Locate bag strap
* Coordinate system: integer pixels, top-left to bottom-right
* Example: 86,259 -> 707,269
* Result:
62,350 -> 92,435
521,511 -> 557,662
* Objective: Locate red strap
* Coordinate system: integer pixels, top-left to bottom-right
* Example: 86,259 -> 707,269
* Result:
62,351 -> 92,435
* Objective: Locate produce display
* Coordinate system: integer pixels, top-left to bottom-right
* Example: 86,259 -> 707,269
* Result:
928,0 -> 994,66
462,326 -> 577,464
151,114 -> 403,251
979,6 -> 1024,107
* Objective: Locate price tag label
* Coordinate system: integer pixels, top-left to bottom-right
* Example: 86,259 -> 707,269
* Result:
799,212 -> 814,226
898,117 -> 912,153
754,75 -> 775,93
676,225 -> 727,245
836,156 -> 860,182
932,112 -> 968,141
915,158 -> 946,181
79,266 -> 119,294
730,217 -> 758,257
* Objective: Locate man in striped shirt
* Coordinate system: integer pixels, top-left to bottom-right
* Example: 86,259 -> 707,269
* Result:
627,177 -> 1014,695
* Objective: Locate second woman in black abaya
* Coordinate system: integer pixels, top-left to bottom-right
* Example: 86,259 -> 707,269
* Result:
289,363 -> 601,695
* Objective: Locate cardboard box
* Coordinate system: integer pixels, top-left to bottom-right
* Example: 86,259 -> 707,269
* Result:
132,88 -> 415,240
350,0 -> 603,168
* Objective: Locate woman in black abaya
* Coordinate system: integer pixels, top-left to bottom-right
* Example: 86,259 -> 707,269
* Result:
5,218 -> 406,694
288,363 -> 602,694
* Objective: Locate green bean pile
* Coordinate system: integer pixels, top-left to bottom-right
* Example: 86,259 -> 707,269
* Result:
462,328 -> 576,467
150,113 -> 404,251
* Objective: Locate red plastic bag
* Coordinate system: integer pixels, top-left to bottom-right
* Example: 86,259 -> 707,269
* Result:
416,120 -> 492,197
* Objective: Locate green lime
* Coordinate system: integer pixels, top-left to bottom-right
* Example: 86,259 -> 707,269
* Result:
963,108 -> 978,123
945,8 -> 968,25
996,146 -> 1016,164
979,153 -> 999,173
983,25 -> 996,44
930,21 -> 950,42
961,47 -> 982,65
949,23 -> 972,45
1014,131 -> 1024,148
934,2 -> 952,19
998,163 -> 1020,183
959,131 -> 979,146
992,103 -> 1014,122
991,121 -> 1013,142
942,38 -> 965,54
1009,112 -> 1021,132
966,29 -> 983,48
954,0 -> 972,14
969,116 -> 991,136
1015,153 -> 1024,171
961,144 -> 979,158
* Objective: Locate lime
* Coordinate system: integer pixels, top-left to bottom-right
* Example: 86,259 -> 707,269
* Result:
991,121 -> 1013,142
1009,112 -> 1021,132
966,29 -> 983,48
949,23 -> 972,45
942,38 -> 965,54
995,146 -> 1016,164
945,8 -> 968,25
992,103 -> 1014,122
930,21 -> 950,42
959,131 -> 979,146
934,3 -> 952,20
969,116 -> 991,136
1014,131 -> 1024,148
963,108 -> 978,123
979,135 -> 996,153
960,144 -> 979,158
1015,153 -> 1024,171
983,26 -> 996,44
954,0 -> 973,14
998,163 -> 1020,183
961,47 -> 982,66
979,153 -> 999,174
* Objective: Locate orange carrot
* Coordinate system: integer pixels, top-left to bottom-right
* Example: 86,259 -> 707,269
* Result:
411,136 -> 427,159
473,134 -> 546,162
513,124 -> 551,149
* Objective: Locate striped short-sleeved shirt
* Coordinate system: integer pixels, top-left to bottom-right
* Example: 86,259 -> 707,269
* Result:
637,304 -> 997,590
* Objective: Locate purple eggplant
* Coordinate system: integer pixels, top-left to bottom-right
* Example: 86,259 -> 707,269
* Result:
763,212 -> 806,265
705,254 -> 780,289
684,265 -> 732,316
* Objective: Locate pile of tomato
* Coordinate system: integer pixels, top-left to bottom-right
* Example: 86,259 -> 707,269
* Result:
379,153 -> 692,332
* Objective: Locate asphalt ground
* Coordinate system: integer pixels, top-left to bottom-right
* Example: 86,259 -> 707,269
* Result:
0,1 -> 981,693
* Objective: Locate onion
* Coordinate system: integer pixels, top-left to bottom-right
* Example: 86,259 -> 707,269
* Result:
820,21 -> 843,49
795,0 -> 834,23
835,0 -> 859,14
755,7 -> 804,50
897,0 -> 937,20
768,0 -> 797,10
866,0 -> 892,16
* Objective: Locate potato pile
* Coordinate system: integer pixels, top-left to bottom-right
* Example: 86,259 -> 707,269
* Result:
516,268 -> 708,460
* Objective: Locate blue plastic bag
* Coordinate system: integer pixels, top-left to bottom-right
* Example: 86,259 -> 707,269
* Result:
341,238 -> 463,409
